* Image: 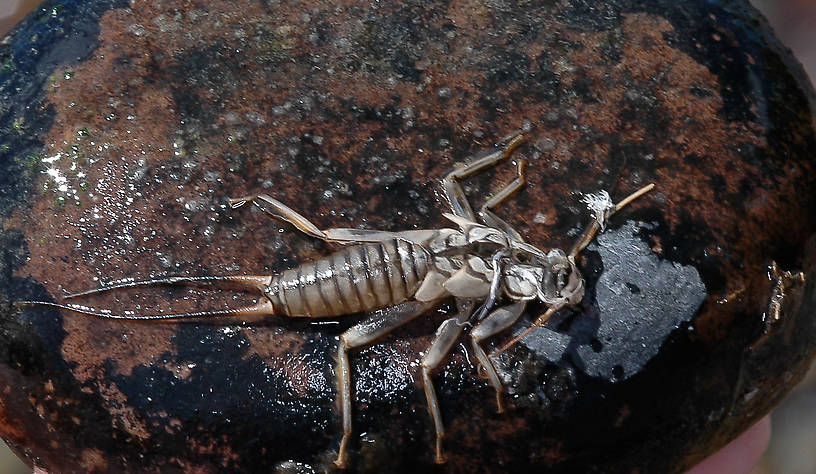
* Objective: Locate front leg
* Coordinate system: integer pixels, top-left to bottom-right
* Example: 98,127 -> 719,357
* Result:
470,301 -> 527,413
476,158 -> 527,242
335,300 -> 436,468
441,133 -> 524,220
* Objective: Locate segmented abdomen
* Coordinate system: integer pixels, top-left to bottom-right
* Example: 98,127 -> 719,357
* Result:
263,239 -> 430,317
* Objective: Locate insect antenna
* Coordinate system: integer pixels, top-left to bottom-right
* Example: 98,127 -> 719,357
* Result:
62,275 -> 271,299
569,183 -> 655,257
491,305 -> 560,357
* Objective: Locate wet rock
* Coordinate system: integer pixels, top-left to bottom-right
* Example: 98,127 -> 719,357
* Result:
1,0 -> 815,473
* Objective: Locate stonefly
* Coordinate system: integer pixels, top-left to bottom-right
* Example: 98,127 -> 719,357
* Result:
18,133 -> 654,467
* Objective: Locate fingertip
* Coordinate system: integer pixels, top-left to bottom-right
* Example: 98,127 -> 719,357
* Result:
685,416 -> 771,474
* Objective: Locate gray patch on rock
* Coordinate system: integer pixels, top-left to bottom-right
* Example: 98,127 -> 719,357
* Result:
520,221 -> 706,382
513,322 -> 572,362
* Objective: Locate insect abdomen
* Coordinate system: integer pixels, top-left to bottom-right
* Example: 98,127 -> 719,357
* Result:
264,239 -> 430,317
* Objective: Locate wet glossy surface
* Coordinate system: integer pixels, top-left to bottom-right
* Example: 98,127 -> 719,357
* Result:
0,0 -> 815,472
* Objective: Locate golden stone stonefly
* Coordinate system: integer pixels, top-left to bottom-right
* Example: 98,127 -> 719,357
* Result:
18,133 -> 654,467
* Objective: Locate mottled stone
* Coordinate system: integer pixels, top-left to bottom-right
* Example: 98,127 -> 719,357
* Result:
0,0 -> 815,473
518,221 -> 707,381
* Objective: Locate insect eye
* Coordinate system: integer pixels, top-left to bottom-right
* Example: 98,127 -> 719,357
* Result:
556,268 -> 568,290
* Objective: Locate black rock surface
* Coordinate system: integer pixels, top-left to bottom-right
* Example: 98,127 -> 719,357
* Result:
0,0 -> 815,472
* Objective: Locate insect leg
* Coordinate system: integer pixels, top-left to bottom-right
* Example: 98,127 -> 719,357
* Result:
420,299 -> 476,464
441,133 -> 524,220
335,300 -> 437,468
477,159 -> 527,242
229,194 -> 332,241
230,194 -> 431,244
469,301 -> 527,413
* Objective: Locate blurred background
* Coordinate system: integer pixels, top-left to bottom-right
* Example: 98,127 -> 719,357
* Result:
748,5 -> 816,473
1,0 -> 815,472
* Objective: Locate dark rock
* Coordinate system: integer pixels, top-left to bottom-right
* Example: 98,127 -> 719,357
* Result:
0,0 -> 814,472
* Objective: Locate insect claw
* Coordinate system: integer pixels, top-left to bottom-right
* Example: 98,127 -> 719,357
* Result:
334,443 -> 349,469
495,391 -> 506,414
434,438 -> 446,464
228,196 -> 253,208
495,130 -> 525,149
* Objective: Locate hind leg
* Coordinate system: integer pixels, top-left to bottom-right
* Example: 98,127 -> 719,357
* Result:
476,159 -> 527,242
229,194 -> 341,241
335,300 -> 437,468
230,194 -> 441,245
